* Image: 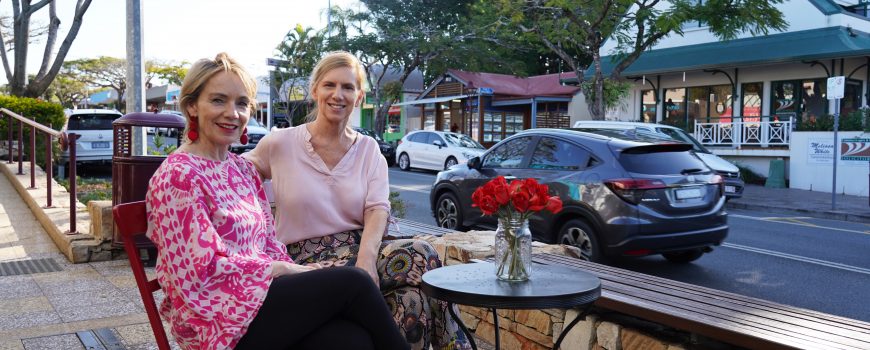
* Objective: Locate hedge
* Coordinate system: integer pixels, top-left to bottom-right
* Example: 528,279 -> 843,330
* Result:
0,95 -> 66,166
796,109 -> 869,132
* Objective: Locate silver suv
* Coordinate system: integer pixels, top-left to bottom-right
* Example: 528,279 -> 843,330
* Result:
573,121 -> 744,199
59,109 -> 123,165
430,128 -> 728,263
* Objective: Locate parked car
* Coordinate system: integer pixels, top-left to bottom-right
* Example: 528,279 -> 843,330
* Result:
573,121 -> 745,199
429,128 -> 728,263
59,109 -> 123,165
396,130 -> 486,171
354,127 -> 396,166
230,118 -> 269,154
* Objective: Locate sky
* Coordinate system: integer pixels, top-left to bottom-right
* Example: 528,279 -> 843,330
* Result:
1,0 -> 358,84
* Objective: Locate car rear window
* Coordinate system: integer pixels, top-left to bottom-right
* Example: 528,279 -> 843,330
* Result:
68,114 -> 120,130
619,146 -> 708,175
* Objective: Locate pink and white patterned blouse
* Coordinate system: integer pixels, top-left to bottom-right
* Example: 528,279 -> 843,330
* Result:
146,152 -> 292,350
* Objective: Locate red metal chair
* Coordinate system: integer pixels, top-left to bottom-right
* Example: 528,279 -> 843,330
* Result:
113,200 -> 171,350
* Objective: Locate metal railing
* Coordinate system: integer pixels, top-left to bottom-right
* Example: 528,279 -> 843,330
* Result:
694,116 -> 792,148
1,108 -> 79,234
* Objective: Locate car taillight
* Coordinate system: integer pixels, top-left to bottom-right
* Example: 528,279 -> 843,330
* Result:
604,178 -> 667,204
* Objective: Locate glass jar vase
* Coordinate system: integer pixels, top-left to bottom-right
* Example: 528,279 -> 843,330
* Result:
494,217 -> 532,281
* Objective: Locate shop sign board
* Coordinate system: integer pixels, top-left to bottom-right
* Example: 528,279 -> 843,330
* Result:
808,137 -> 870,163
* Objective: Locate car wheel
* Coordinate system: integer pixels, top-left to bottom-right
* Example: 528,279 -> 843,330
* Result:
444,157 -> 458,170
662,248 -> 705,263
435,192 -> 465,230
558,219 -> 603,263
398,153 -> 410,171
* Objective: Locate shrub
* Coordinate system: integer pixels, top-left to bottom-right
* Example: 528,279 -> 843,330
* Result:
389,191 -> 406,219
796,110 -> 868,132
0,95 -> 65,165
56,176 -> 112,205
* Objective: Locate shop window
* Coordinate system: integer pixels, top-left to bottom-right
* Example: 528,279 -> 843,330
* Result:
771,80 -> 798,122
536,103 -> 570,128
422,103 -> 436,130
663,88 -> 687,129
741,82 -> 763,121
842,79 -> 863,116
640,90 -> 656,123
771,79 -> 830,124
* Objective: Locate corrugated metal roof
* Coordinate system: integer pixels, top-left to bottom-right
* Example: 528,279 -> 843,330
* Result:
447,70 -> 579,96
563,26 -> 869,82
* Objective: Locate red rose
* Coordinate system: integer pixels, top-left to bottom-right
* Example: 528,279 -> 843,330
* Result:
512,190 -> 531,213
545,196 -> 563,214
528,183 -> 550,211
478,195 -> 500,215
492,178 -> 511,206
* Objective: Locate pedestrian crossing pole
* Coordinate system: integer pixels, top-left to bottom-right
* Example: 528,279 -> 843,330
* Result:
828,76 -> 845,210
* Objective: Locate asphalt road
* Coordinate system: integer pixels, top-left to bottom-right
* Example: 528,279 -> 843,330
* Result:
386,167 -> 870,322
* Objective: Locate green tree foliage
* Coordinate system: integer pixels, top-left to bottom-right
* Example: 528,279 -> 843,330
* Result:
0,95 -> 65,165
147,61 -> 189,86
273,24 -> 324,126
0,0 -> 93,97
64,56 -> 126,111
493,0 -> 787,119
64,57 -> 188,112
44,70 -> 87,108
347,0 -> 481,135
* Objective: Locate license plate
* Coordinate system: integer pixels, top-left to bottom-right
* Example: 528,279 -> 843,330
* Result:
675,188 -> 703,200
91,141 -> 110,149
725,185 -> 736,193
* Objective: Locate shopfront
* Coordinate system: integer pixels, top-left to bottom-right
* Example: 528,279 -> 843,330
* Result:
397,70 -> 578,147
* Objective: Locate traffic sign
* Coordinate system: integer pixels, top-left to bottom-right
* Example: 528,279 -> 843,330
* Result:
827,76 -> 845,100
266,58 -> 290,67
478,87 -> 493,95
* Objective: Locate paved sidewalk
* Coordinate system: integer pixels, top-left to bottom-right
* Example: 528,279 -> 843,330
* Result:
0,172 -> 169,350
727,184 -> 870,223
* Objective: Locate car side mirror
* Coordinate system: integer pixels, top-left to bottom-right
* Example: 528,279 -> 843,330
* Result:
467,156 -> 481,170
433,140 -> 444,148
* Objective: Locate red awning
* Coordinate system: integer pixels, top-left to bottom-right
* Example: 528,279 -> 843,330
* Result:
389,106 -> 401,115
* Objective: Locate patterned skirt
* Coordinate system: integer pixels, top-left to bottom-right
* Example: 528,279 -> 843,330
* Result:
287,230 -> 472,350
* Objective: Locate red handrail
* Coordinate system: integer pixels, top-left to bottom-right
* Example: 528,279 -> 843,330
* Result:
0,108 -> 76,233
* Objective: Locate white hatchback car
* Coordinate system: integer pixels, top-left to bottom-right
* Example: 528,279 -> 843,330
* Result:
59,109 -> 123,165
396,130 -> 486,171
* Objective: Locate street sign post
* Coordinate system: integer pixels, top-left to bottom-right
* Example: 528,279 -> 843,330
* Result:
478,87 -> 493,95
827,76 -> 845,210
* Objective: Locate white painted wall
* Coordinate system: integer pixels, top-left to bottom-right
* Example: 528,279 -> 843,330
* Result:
790,131 -> 870,196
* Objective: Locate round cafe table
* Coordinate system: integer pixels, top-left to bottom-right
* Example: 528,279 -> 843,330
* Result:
421,262 -> 601,350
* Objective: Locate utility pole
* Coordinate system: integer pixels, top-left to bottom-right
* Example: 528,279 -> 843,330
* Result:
126,0 -> 146,154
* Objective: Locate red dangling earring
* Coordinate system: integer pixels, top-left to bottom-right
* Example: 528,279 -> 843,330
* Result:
240,127 -> 249,145
187,117 -> 199,142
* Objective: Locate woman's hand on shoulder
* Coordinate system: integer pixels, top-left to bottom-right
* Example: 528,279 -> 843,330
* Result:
270,261 -> 319,277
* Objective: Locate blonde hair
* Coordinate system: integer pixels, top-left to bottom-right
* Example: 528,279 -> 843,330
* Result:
305,51 -> 367,122
180,52 -> 258,142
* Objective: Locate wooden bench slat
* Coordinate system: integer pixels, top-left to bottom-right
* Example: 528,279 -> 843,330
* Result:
597,292 -> 850,350
580,266 -> 870,341
533,253 -> 870,350
536,254 -> 870,334
599,283 -> 868,350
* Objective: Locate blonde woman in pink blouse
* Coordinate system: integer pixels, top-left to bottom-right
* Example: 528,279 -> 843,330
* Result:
145,53 -> 407,350
245,51 -> 471,350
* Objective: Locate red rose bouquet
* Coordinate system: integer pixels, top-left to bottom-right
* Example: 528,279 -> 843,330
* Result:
472,176 -> 562,280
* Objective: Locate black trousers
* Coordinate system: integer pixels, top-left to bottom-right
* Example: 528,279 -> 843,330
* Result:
235,266 -> 409,350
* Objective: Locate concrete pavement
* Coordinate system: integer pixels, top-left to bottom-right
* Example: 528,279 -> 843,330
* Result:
727,184 -> 870,223
0,160 -> 868,349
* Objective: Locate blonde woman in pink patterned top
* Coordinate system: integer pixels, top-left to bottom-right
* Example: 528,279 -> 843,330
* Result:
146,53 -> 407,350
